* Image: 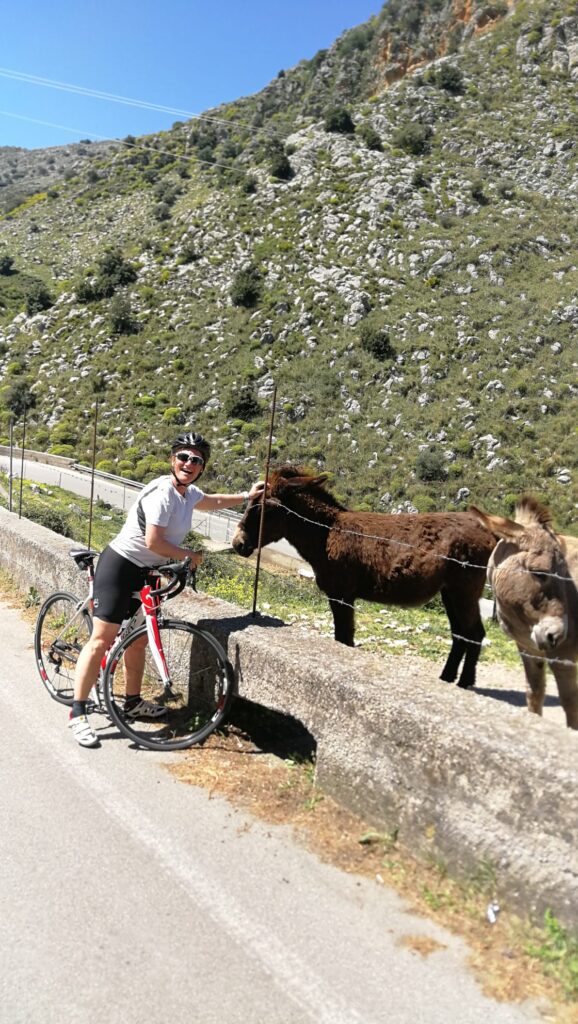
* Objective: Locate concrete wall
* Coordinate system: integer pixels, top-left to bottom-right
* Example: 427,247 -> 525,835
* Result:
1,506 -> 577,931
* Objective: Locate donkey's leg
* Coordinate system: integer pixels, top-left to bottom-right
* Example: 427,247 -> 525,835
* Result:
439,589 -> 466,683
521,654 -> 546,717
456,608 -> 485,690
329,597 -> 355,646
552,664 -> 578,730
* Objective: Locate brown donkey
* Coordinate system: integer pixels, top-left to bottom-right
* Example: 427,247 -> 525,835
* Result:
232,466 -> 495,689
472,497 -> 578,729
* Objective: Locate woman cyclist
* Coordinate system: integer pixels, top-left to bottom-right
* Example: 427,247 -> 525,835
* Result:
69,430 -> 266,748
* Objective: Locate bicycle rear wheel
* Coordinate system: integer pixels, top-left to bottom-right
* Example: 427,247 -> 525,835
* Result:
34,592 -> 92,705
102,619 -> 234,751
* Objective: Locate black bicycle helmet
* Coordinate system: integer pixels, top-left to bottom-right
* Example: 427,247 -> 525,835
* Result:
170,431 -> 211,465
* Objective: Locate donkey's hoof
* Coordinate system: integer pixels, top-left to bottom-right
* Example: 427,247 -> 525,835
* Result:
440,670 -> 457,683
457,679 -> 475,690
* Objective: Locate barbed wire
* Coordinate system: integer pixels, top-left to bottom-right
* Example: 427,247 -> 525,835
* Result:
264,496 -> 577,584
199,550 -> 577,670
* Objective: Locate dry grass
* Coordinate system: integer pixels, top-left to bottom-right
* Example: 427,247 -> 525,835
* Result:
169,717 -> 577,1023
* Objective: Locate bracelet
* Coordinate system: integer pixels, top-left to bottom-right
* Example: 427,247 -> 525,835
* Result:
241,491 -> 250,501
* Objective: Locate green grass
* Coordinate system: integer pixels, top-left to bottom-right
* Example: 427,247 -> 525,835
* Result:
526,910 -> 578,1000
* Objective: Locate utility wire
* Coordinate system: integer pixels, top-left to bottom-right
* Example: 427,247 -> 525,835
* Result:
0,109 -> 257,175
0,65 -> 275,137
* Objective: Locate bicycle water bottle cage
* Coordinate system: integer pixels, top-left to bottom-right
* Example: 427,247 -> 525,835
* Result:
69,549 -> 99,572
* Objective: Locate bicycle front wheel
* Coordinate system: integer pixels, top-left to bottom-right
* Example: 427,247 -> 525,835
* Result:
34,592 -> 92,705
102,619 -> 234,751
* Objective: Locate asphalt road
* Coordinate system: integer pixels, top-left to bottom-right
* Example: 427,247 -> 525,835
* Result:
0,600 -> 543,1024
0,454 -> 305,568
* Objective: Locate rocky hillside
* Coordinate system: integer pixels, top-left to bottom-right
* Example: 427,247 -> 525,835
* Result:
0,140 -> 118,213
0,0 -> 576,526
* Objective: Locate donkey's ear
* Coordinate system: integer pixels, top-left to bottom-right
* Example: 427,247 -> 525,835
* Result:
469,505 -> 525,541
283,473 -> 328,490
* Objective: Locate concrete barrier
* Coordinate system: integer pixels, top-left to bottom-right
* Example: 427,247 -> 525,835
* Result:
1,506 -> 577,932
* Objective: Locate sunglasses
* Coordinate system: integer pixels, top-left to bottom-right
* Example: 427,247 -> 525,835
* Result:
174,452 -> 204,466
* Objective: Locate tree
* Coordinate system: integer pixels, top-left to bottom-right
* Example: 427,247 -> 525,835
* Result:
324,107 -> 355,134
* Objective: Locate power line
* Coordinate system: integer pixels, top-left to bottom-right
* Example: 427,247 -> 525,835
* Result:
0,109 -> 255,175
0,65 -> 274,137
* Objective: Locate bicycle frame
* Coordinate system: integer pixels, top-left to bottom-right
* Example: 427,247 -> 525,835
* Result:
103,575 -> 174,696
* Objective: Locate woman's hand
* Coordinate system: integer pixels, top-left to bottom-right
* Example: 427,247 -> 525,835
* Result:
184,550 -> 203,569
248,480 -> 270,501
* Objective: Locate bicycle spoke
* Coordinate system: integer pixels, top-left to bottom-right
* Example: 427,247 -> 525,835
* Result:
103,620 -> 233,751
35,593 -> 92,705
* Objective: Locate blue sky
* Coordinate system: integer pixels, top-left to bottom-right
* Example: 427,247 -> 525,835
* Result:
1,1 -> 381,150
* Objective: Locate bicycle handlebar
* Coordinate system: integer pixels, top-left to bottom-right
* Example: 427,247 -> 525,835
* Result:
152,558 -> 192,599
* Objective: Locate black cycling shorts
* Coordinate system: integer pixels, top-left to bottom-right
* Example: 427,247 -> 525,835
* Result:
92,545 -> 150,624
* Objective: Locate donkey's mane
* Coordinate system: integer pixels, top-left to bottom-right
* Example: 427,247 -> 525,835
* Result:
271,464 -> 346,510
514,494 -> 553,530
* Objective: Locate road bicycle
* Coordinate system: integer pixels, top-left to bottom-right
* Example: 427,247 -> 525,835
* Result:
34,548 -> 234,751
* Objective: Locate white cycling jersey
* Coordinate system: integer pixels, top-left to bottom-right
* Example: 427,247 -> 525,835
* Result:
109,475 -> 204,568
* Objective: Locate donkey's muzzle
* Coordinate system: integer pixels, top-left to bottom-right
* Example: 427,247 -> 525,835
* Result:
231,529 -> 254,558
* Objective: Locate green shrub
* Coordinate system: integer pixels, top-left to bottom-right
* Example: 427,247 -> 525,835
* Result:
230,265 -> 262,308
96,459 -> 116,473
0,254 -> 14,275
50,421 -> 78,446
324,107 -> 355,134
359,320 -> 395,361
109,294 -> 136,334
470,179 -> 489,205
416,448 -> 447,482
177,239 -> 199,265
75,278 -> 97,303
393,123 -> 432,156
225,386 -> 260,421
48,444 -> 75,457
338,25 -> 374,55
455,437 -> 473,458
436,64 -> 465,94
357,123 -> 383,151
269,152 -> 294,181
412,168 -> 429,189
97,248 -> 137,287
412,494 -> 436,512
26,504 -> 73,537
162,406 -> 185,423
26,281 -> 53,315
153,202 -> 172,222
